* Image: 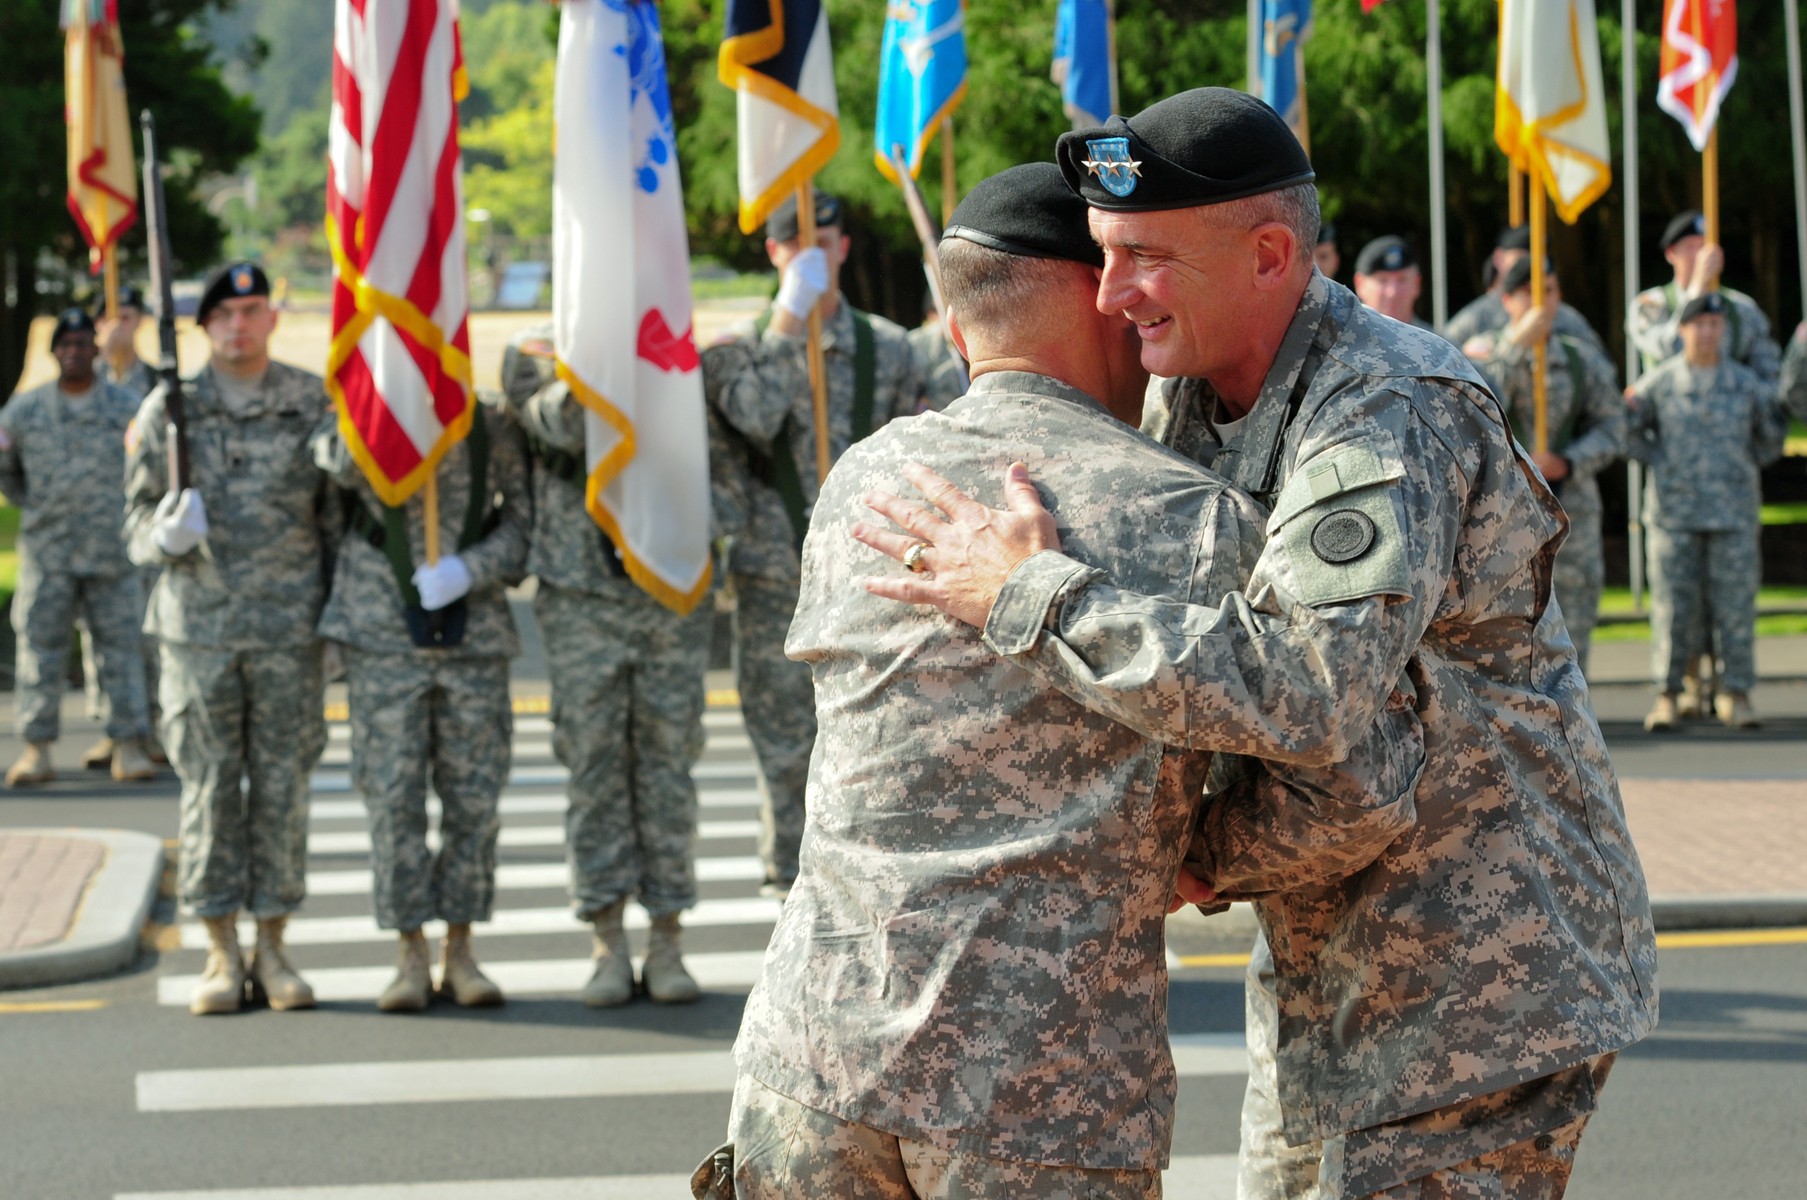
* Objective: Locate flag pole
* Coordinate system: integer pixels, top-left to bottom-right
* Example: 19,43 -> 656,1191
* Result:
1530,171 -> 1548,453
796,181 -> 832,484
103,242 -> 119,320
1509,164 -> 1524,228
1427,0 -> 1448,328
941,117 -> 957,225
1788,0 -> 1807,316
1703,126 -> 1721,290
424,476 -> 440,565
1623,0 -> 1646,610
1106,0 -> 1120,116
1247,0 -> 1261,95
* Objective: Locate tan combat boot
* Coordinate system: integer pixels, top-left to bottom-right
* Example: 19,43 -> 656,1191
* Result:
6,742 -> 56,788
1643,693 -> 1679,733
111,738 -> 156,783
580,902 -> 634,1008
642,913 -> 700,1005
438,923 -> 504,1007
190,915 -> 246,1015
1715,691 -> 1760,729
247,916 -> 316,1011
377,929 -> 432,1013
80,736 -> 115,770
1676,665 -> 1703,719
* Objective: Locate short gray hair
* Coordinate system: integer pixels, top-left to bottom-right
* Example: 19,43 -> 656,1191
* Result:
938,240 -> 1083,333
1201,183 -> 1320,267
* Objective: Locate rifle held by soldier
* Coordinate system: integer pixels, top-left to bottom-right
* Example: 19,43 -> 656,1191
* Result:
140,109 -> 189,492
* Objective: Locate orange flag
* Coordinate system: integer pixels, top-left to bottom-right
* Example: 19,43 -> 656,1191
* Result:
1658,0 -> 1738,152
63,0 -> 137,269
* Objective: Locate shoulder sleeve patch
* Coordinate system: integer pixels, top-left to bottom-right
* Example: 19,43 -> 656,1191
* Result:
1267,435 -> 1413,607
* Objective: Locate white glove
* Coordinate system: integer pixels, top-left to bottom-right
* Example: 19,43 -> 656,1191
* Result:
774,246 -> 830,320
412,554 -> 473,611
153,488 -> 209,556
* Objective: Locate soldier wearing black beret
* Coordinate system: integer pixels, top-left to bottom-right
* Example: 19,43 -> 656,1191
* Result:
1312,219 -> 1340,281
1443,224 -> 1610,356
1351,235 -> 1428,328
854,84 -> 1655,1200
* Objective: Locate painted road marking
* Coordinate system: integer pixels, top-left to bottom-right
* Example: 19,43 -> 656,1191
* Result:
302,855 -> 765,897
307,788 -> 761,823
0,999 -> 108,1014
302,818 -> 759,857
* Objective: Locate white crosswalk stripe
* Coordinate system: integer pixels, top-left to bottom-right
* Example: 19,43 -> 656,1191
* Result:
306,787 -> 761,823
302,818 -> 759,856
307,760 -> 758,794
302,854 -> 765,896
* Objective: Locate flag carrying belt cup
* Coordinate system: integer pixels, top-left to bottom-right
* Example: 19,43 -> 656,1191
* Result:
1083,137 -> 1141,197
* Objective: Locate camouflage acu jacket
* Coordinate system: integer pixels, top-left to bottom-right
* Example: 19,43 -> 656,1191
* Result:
1629,283 -> 1780,382
702,301 -> 922,583
312,394 -> 530,659
1441,291 -> 1608,361
1628,357 -> 1784,532
103,357 -> 160,401
993,273 -> 1659,1144
736,371 -> 1425,1171
0,379 -> 140,576
124,362 -> 337,648
1477,331 -> 1626,519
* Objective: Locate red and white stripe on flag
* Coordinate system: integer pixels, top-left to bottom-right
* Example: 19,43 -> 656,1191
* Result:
326,0 -> 475,505
1658,0 -> 1737,153
554,0 -> 713,614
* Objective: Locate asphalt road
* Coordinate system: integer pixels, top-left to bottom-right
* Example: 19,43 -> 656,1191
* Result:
1,696 -> 1804,1198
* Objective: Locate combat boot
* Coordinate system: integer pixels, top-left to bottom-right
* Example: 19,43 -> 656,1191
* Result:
1643,693 -> 1678,733
190,914 -> 246,1015
1676,667 -> 1703,719
377,929 -> 432,1013
580,902 -> 634,1008
247,916 -> 316,1011
111,738 -> 156,783
5,742 -> 55,788
1716,691 -> 1760,729
80,737 -> 115,770
641,913 -> 700,1005
439,923 -> 504,1007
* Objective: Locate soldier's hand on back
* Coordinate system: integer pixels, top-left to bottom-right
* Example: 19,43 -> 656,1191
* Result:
412,554 -> 473,611
774,247 -> 830,320
152,487 -> 209,556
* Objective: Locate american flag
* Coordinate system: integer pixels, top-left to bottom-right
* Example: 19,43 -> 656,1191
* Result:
326,0 -> 474,506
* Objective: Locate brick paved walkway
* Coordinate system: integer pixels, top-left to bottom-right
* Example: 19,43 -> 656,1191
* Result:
1620,780 -> 1807,897
0,833 -> 105,951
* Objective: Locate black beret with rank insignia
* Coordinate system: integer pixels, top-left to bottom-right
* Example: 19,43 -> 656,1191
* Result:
1660,209 -> 1707,250
1354,236 -> 1416,276
942,162 -> 1105,267
197,260 -> 271,324
1678,291 -> 1727,324
1055,87 -> 1315,212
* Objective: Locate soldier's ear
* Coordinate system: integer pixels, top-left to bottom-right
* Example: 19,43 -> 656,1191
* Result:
946,310 -> 969,360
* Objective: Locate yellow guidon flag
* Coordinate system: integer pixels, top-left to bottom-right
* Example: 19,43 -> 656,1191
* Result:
63,0 -> 138,266
1494,0 -> 1612,223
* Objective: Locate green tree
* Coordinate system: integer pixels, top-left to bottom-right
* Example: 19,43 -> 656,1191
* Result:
1,0 -> 261,395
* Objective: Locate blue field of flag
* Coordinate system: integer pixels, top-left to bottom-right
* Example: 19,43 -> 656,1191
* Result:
875,0 -> 968,180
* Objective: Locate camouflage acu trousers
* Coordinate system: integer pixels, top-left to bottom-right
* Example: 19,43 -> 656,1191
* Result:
1552,508 -> 1603,676
84,567 -> 161,726
344,649 -> 511,932
730,573 -> 814,886
164,642 -> 325,919
720,1073 -> 1162,1199
12,561 -> 149,743
1240,935 -> 1614,1200
536,582 -> 708,921
1648,523 -> 1760,693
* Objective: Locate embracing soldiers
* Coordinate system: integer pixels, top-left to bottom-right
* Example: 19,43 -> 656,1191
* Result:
700,192 -> 924,897
501,327 -> 708,1007
124,262 -> 334,1016
855,89 -> 1656,1199
1,308 -> 156,786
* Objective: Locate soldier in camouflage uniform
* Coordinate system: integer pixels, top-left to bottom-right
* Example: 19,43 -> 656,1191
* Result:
1779,320 -> 1807,427
313,383 -> 530,1013
858,91 -> 1657,1200
699,192 -> 924,896
1472,259 -> 1625,673
1443,225 -> 1610,359
124,262 -> 334,1016
500,326 -> 709,1008
0,309 -> 155,787
1629,293 -> 1785,732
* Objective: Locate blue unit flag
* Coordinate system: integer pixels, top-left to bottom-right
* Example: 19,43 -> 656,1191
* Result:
874,0 -> 968,181
1052,0 -> 1115,129
1259,0 -> 1312,150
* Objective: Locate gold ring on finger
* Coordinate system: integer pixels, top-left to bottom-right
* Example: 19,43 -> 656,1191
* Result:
903,542 -> 931,574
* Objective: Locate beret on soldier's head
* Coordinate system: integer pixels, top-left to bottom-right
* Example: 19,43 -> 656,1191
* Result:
765,192 -> 846,242
1501,255 -> 1555,294
1679,291 -> 1728,323
50,307 -> 97,347
93,283 -> 146,317
1055,87 -> 1315,212
1496,225 -> 1532,251
1660,209 -> 1707,250
942,162 -> 1104,268
1316,220 -> 1337,246
1355,236 -> 1416,276
197,261 -> 271,324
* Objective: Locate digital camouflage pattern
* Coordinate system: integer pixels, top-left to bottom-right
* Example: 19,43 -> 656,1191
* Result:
165,642 -> 324,918
702,303 -> 922,886
501,358 -> 710,921
1440,292 -> 1609,361
1628,283 -> 1781,382
999,274 -> 1658,1169
1629,357 -> 1784,694
720,1073 -> 1162,1199
1781,321 -> 1807,426
0,379 -> 152,741
738,370 -> 1420,1172
93,356 -> 164,728
1477,331 -> 1626,671
103,357 -> 161,401
344,650 -> 511,931
906,321 -> 967,413
124,363 -> 339,648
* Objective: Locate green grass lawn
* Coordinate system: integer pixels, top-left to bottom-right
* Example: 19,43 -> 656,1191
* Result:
1595,584 -> 1807,641
0,503 -> 17,596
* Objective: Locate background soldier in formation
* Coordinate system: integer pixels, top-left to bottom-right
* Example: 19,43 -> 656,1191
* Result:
1783,321 -> 1807,426
1473,258 -> 1626,671
312,385 -> 530,1013
1444,225 -> 1611,358
123,262 -> 334,1016
1349,235 -> 1429,329
0,308 -> 156,786
1629,292 -> 1787,731
96,284 -> 159,399
700,192 -> 924,897
501,327 -> 707,1008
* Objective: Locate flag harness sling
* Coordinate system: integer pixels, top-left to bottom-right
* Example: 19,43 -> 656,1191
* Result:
754,307 -> 878,546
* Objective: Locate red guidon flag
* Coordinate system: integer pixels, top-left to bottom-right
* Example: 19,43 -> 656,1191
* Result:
326,0 -> 474,505
63,0 -> 137,269
1658,0 -> 1737,152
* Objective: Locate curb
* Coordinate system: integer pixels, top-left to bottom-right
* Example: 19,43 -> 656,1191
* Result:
0,829 -> 164,992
